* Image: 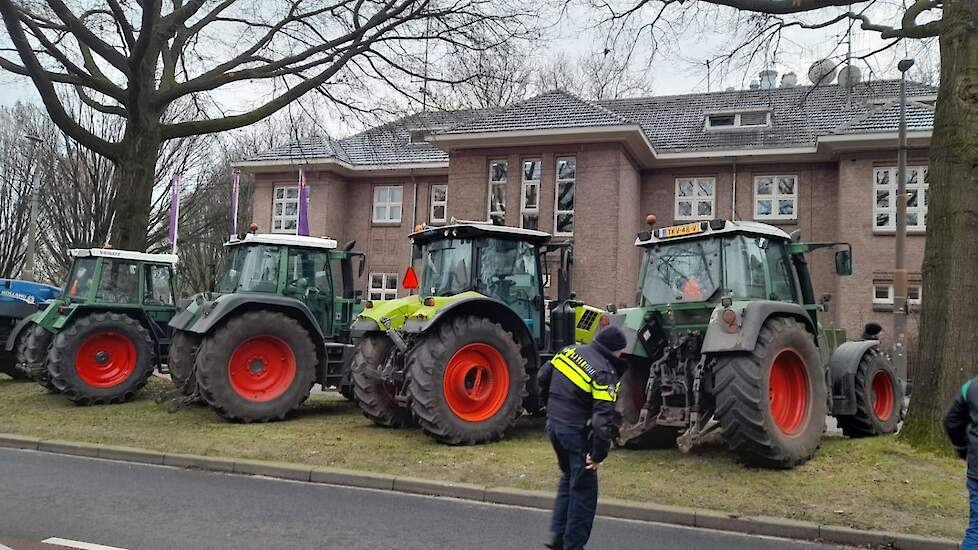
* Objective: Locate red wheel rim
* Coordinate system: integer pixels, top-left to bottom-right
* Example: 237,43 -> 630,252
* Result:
443,343 -> 510,422
768,348 -> 809,435
871,371 -> 895,420
75,332 -> 137,388
227,336 -> 296,402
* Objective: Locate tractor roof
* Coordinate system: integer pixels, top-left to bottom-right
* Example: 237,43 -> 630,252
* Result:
225,233 -> 338,250
410,221 -> 551,245
69,248 -> 179,265
635,219 -> 791,246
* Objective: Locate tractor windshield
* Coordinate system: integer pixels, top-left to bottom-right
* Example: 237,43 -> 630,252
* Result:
640,238 -> 722,305
65,257 -> 97,299
217,244 -> 281,293
420,239 -> 473,297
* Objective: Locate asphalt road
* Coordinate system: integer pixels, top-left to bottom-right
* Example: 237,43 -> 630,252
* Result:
0,448 -> 851,550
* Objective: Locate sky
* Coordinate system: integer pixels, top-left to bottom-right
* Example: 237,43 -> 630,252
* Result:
0,2 -> 940,139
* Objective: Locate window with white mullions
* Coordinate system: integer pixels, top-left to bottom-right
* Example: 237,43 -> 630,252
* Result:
554,157 -> 576,236
754,175 -> 798,220
873,166 -> 928,231
872,283 -> 922,305
272,185 -> 300,233
368,272 -> 398,301
373,185 -> 403,223
488,160 -> 508,225
674,177 -> 715,220
429,184 -> 448,224
521,159 -> 541,230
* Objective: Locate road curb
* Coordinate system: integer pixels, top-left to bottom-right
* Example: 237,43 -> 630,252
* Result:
0,434 -> 957,549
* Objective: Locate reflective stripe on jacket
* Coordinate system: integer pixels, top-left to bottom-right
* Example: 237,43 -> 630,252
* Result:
551,348 -> 619,402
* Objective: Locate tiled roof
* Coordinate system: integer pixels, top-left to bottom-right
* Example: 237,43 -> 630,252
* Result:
244,79 -> 937,166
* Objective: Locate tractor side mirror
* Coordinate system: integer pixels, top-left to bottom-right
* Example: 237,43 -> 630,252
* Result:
835,250 -> 853,276
356,255 -> 365,278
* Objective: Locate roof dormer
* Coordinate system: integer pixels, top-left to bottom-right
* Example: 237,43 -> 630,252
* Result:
705,109 -> 771,131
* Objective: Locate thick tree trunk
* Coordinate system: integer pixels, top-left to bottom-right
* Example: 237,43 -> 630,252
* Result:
109,126 -> 162,252
901,1 -> 978,452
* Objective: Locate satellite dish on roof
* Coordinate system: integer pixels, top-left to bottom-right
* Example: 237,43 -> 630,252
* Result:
807,59 -> 837,86
837,65 -> 862,88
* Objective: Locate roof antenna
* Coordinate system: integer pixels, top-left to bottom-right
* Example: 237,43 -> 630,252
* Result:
706,59 -> 711,92
846,4 -> 853,108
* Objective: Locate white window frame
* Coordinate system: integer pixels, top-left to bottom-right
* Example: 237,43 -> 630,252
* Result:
554,156 -> 576,236
674,177 -> 716,221
705,110 -> 771,130
368,272 -> 398,301
372,185 -> 403,224
488,160 -> 508,225
873,166 -> 928,233
872,283 -> 922,306
753,175 -> 798,221
521,159 -> 541,229
429,184 -> 448,224
272,185 -> 300,234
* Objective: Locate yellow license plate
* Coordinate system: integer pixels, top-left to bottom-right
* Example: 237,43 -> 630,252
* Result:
664,222 -> 704,238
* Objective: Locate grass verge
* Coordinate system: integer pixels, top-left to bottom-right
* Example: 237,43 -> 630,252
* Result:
0,375 -> 965,539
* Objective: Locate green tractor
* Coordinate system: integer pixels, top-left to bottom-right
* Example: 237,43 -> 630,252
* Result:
9,248 -> 179,404
612,217 -> 903,468
351,222 -> 605,445
168,231 -> 364,423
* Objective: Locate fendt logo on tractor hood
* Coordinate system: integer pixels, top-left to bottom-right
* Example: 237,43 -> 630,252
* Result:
0,289 -> 36,304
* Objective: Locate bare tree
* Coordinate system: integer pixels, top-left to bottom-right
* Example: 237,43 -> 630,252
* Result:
0,0 -> 537,251
0,103 -> 43,278
580,0 -> 961,451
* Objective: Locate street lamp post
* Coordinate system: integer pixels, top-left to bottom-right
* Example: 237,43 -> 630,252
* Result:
893,58 -> 915,384
20,135 -> 44,282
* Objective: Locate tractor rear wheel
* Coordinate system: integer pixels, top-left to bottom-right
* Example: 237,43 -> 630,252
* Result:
18,324 -> 55,392
168,330 -> 202,398
47,313 -> 155,405
351,335 -> 413,428
407,315 -> 527,445
195,311 -> 316,423
713,317 -> 826,468
836,351 -> 901,438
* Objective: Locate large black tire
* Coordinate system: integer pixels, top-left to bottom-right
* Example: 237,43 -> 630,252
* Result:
0,350 -> 28,380
195,311 -> 316,423
407,315 -> 527,445
351,335 -> 413,428
713,317 -> 827,468
168,329 -> 202,397
47,313 -> 155,405
835,351 -> 902,438
18,324 -> 56,392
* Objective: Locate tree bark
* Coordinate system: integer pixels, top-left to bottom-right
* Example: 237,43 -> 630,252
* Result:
901,0 -> 978,452
109,125 -> 162,252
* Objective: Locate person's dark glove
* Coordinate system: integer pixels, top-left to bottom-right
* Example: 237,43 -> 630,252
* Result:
956,445 -> 968,460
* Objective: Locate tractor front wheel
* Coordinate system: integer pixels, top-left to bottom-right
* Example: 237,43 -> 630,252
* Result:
351,335 -> 413,428
407,315 -> 527,445
713,317 -> 826,468
194,311 -> 316,423
18,324 -> 55,392
835,351 -> 902,438
47,313 -> 155,405
1,330 -> 31,381
168,330 -> 202,398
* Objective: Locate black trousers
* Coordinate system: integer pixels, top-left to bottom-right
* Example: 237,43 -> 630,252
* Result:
547,420 -> 598,550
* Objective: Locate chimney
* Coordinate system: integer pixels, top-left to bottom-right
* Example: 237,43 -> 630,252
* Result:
749,79 -> 761,90
780,72 -> 798,88
759,69 -> 778,90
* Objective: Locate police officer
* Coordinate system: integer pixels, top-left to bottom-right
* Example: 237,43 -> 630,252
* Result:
946,375 -> 978,548
537,326 -> 628,550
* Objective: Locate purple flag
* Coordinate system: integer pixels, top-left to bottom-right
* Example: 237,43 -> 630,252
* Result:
230,170 -> 240,236
168,174 -> 181,254
297,167 -> 310,236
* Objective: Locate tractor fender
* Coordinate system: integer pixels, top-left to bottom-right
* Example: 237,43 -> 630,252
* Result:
3,314 -> 39,352
0,301 -> 39,322
828,340 -> 882,417
701,301 -> 817,354
173,294 -> 326,342
403,296 -> 539,371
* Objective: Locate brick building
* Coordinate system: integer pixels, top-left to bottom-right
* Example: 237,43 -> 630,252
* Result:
236,78 -> 936,341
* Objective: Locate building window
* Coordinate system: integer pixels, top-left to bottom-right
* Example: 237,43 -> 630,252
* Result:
273,185 -> 300,233
706,110 -> 770,130
521,159 -> 541,230
488,160 -> 508,225
373,185 -> 403,223
554,157 -> 576,235
675,177 -> 715,220
874,166 -> 928,231
872,283 -> 922,306
368,273 -> 398,301
754,175 -> 798,220
429,184 -> 448,224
